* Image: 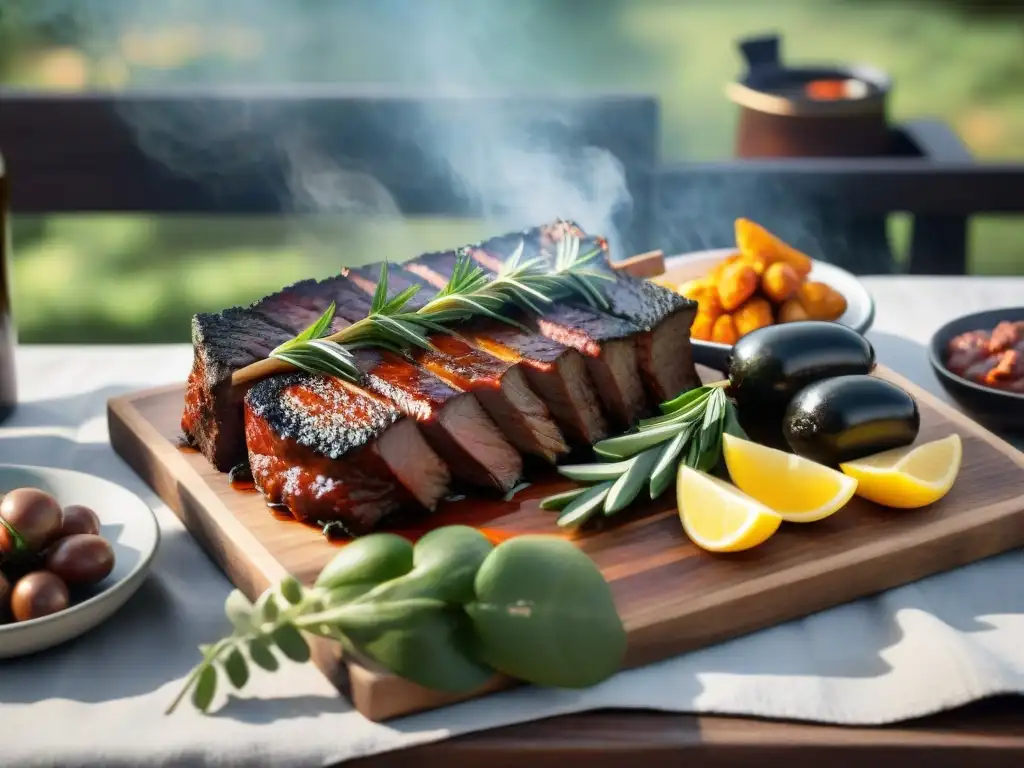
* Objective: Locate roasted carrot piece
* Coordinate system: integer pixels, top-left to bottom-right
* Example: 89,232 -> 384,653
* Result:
761,262 -> 801,303
735,218 -> 813,278
733,297 -> 774,337
711,314 -> 739,345
777,297 -> 810,323
717,261 -> 758,311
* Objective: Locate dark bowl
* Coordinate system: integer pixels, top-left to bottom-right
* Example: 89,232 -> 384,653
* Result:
928,307 -> 1024,434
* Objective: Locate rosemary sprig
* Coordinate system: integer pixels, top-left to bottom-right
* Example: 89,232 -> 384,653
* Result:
540,383 -> 747,529
231,234 -> 612,386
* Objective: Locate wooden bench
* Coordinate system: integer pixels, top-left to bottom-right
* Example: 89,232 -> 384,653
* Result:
3,90 -> 1024,274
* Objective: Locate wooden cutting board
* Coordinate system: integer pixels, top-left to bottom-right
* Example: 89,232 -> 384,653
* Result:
107,365 -> 1024,722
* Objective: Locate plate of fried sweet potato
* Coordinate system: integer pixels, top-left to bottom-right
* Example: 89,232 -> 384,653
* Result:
653,218 -> 875,343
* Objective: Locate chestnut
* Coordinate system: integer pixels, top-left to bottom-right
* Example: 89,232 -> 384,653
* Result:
60,504 -> 102,538
0,488 -> 64,553
11,571 -> 70,622
44,534 -> 115,586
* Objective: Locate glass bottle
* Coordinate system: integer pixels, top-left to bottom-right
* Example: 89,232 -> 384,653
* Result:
0,153 -> 18,423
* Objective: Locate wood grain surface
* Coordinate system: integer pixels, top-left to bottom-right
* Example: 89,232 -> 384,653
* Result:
107,364 -> 1024,722
347,696 -> 1024,768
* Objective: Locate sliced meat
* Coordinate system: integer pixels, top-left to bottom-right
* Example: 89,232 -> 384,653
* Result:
258,278 -> 524,492
479,221 -> 702,403
405,249 -> 649,428
343,265 -> 569,462
244,372 -> 450,534
363,263 -> 610,445
183,306 -> 298,471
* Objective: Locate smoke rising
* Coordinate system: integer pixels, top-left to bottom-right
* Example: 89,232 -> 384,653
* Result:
8,0 -> 635,254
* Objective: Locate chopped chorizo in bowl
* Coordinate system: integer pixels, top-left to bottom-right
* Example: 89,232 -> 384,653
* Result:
929,308 -> 1024,434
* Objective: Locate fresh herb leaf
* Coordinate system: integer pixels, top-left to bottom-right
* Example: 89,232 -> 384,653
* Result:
605,448 -> 661,514
235,233 -> 612,385
538,486 -> 589,511
171,527 -> 627,715
649,427 -> 691,499
540,385 -> 744,525
557,481 -> 614,528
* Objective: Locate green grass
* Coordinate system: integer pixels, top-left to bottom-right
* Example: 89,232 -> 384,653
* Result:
6,0 -> 1024,343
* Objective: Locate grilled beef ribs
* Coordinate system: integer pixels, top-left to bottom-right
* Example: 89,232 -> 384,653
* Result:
183,299 -> 315,471
256,276 -> 525,492
244,372 -> 450,533
344,266 -> 570,462
405,249 -> 650,428
468,222 -> 701,403
351,263 -> 610,445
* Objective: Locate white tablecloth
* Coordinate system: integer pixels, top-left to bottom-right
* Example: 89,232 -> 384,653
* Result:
1,277 -> 1022,768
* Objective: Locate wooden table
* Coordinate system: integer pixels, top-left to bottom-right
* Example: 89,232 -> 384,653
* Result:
353,696 -> 1024,768
351,276 -> 1024,768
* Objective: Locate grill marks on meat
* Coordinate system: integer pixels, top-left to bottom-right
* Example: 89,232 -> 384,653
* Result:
345,265 -> 570,462
378,263 -> 610,445
476,222 -> 701,402
183,219 -> 702,536
261,276 -> 524,492
354,348 -> 523,491
417,335 -> 569,463
183,305 -> 309,471
413,248 -> 650,428
244,373 -> 449,533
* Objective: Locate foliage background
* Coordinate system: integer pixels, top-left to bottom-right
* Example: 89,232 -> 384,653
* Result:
1,0 -> 1022,343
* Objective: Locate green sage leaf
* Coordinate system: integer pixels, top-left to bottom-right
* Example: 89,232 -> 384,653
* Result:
649,427 -> 692,499
343,600 -> 494,693
314,533 -> 414,590
604,447 -> 661,514
556,481 -> 613,529
657,385 -> 712,415
538,486 -> 589,511
271,623 -> 311,663
593,422 -> 682,460
223,648 -> 249,689
247,637 -> 279,672
722,401 -> 748,440
637,393 -> 710,430
557,458 -> 633,483
466,536 -> 626,688
694,388 -> 728,472
191,665 -> 218,713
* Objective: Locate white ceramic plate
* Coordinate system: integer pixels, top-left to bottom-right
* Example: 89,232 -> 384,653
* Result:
0,465 -> 160,658
662,248 -> 876,335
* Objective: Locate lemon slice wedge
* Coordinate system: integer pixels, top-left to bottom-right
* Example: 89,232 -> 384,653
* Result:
839,434 -> 962,508
721,433 -> 858,523
676,466 -> 782,552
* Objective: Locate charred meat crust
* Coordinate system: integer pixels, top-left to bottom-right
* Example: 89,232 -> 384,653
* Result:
408,248 -> 651,427
261,292 -> 526,492
344,264 -> 572,461
244,371 -> 400,459
182,309 -> 295,471
473,221 -> 701,402
243,372 -> 450,533
361,263 -> 610,445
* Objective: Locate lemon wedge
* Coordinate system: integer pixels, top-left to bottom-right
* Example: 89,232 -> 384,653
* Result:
839,434 -> 962,508
676,465 -> 782,552
721,433 -> 858,523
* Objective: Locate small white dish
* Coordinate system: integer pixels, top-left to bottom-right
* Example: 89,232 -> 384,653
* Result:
0,464 -> 160,658
662,248 -> 876,335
